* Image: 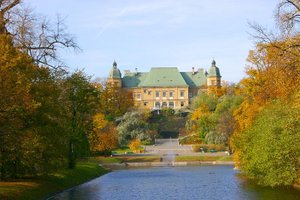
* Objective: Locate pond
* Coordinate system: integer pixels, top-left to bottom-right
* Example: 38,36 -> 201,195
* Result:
48,166 -> 300,200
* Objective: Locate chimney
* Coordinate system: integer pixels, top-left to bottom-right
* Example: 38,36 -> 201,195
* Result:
135,67 -> 138,75
192,67 -> 195,75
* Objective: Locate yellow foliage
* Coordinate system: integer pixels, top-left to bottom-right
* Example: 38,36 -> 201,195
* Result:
208,86 -> 224,97
129,139 -> 141,153
90,113 -> 118,152
191,104 -> 210,121
92,113 -> 108,130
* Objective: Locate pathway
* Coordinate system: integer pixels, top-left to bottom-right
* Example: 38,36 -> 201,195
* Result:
144,138 -> 192,155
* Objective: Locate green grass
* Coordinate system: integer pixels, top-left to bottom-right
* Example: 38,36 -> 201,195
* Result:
90,156 -> 123,164
112,147 -> 132,154
176,155 -> 233,162
112,146 -> 145,155
0,161 -> 109,200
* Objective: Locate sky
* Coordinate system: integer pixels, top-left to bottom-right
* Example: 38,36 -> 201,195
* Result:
24,0 -> 278,83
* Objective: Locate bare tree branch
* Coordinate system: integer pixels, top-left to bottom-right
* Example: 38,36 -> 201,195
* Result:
0,0 -> 21,33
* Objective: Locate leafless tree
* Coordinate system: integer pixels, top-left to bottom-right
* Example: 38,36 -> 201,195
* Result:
247,0 -> 300,58
277,0 -> 300,33
1,0 -> 79,68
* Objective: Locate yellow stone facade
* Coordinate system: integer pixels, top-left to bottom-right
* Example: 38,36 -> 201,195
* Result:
124,87 -> 190,110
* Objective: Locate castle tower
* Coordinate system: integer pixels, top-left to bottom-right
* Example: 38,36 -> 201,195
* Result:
207,60 -> 221,88
107,61 -> 122,87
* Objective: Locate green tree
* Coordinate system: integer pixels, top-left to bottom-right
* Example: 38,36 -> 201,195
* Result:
63,71 -> 100,168
117,111 -> 150,146
237,101 -> 300,186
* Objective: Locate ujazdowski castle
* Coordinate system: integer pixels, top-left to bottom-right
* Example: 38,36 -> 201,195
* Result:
107,60 -> 221,110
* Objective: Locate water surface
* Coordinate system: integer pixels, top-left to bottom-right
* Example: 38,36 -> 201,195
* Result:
49,166 -> 300,200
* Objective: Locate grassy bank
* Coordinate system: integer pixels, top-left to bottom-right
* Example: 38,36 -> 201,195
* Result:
0,161 -> 109,200
176,155 -> 233,162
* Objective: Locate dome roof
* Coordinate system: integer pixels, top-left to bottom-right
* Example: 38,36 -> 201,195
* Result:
208,60 -> 221,77
109,61 -> 121,78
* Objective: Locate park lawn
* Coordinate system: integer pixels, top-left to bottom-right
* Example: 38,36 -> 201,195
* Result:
176,155 -> 233,162
0,161 -> 109,200
121,156 -> 160,162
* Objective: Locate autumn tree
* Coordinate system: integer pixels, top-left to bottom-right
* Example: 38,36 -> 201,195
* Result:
99,83 -> 133,120
88,113 -> 118,155
230,0 -> 300,186
0,34 -> 36,178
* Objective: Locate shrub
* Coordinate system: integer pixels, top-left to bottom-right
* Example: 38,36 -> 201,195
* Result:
129,139 -> 142,153
191,144 -> 227,152
179,134 -> 202,145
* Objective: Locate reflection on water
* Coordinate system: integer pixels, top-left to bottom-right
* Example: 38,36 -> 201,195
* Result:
48,166 -> 300,200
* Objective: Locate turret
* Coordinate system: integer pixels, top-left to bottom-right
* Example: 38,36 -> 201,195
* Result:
107,61 -> 122,87
207,60 -> 221,88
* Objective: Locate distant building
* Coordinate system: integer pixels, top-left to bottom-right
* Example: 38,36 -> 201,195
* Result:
107,60 -> 221,110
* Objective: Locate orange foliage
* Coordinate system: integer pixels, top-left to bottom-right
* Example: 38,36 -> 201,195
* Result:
89,113 -> 118,153
129,139 -> 141,153
89,125 -> 118,153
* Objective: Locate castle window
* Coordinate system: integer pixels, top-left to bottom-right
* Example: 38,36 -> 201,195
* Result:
181,102 -> 184,107
162,91 -> 167,98
137,93 -> 141,100
169,102 -> 174,108
180,90 -> 185,98
162,102 -> 167,108
169,91 -> 174,98
155,91 -> 160,98
155,102 -> 160,109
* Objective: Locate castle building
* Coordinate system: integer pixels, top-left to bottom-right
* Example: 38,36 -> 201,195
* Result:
108,60 -> 221,110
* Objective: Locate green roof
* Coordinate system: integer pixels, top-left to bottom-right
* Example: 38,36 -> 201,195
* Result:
122,72 -> 148,88
139,67 -> 188,87
121,66 -> 216,88
208,60 -> 221,77
109,62 -> 121,78
181,70 -> 207,88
